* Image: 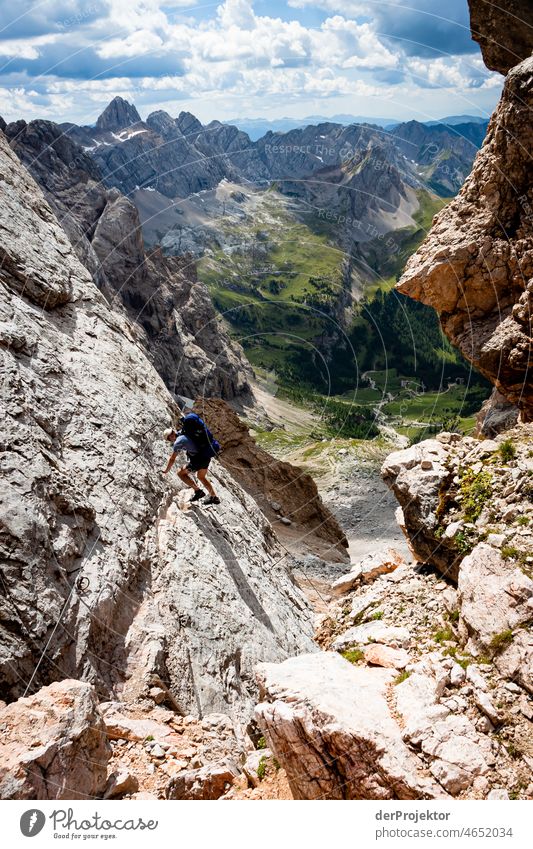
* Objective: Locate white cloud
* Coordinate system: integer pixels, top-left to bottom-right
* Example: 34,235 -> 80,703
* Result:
407,55 -> 501,90
314,17 -> 398,69
217,0 -> 256,30
97,30 -> 165,59
0,0 -> 502,125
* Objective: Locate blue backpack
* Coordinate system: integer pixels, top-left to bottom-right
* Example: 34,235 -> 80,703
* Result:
181,413 -> 221,456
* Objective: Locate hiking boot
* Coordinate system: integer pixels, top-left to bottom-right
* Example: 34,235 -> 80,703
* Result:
191,489 -> 206,502
204,495 -> 221,506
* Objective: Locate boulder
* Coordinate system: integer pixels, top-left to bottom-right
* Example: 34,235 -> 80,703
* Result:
330,564 -> 363,596
331,548 -> 405,596
166,762 -> 240,799
423,716 -> 491,795
487,789 -> 510,800
104,769 -> 139,798
474,691 -> 502,726
394,659 -> 492,795
255,653 -> 448,799
243,749 -> 272,788
101,711 -> 175,743
395,658 -> 451,744
495,632 -> 533,694
363,645 -> 410,669
332,622 -> 410,650
381,440 -> 457,578
458,543 -> 533,651
475,388 -> 520,437
0,680 -> 111,799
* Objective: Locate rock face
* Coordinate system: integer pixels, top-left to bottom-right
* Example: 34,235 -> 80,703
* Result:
382,425 -> 533,707
0,130 -> 315,720
391,120 -> 487,196
255,653 -> 448,800
0,680 -> 110,799
468,0 -> 533,74
398,57 -> 533,420
3,119 -> 109,288
458,543 -> 533,692
395,656 -> 494,796
382,426 -> 533,582
194,398 -> 348,558
475,388 -> 520,437
381,437 -> 457,579
4,120 -> 253,404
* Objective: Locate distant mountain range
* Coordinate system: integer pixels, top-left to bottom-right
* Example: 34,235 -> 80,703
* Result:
0,95 -> 490,398
37,97 -> 487,206
227,114 -> 489,140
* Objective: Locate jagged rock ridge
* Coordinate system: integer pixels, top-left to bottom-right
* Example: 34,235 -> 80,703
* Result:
56,100 -> 485,208
4,118 -> 253,403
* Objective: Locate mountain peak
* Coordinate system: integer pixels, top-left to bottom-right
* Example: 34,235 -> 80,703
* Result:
176,111 -> 203,137
146,109 -> 182,139
96,97 -> 141,132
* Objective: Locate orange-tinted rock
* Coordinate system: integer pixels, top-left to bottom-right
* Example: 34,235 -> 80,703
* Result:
398,57 -> 533,421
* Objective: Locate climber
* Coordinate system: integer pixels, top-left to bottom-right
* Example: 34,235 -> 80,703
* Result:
162,413 -> 221,505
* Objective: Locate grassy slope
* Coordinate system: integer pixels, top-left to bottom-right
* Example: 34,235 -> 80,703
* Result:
361,190 -> 450,298
198,192 -> 346,370
199,185 -> 488,434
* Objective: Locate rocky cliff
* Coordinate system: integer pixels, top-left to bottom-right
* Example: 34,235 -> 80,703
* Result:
4,119 -> 252,403
398,56 -> 533,420
468,0 -> 533,74
0,130 -> 316,727
256,545 -> 533,799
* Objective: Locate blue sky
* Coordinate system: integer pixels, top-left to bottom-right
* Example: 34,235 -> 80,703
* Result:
0,0 -> 503,125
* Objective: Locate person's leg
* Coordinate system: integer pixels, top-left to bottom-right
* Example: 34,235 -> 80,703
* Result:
178,466 -> 202,491
197,467 -> 216,497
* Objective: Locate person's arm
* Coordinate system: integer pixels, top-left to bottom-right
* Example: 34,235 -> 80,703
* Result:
162,434 -> 186,474
163,451 -> 178,474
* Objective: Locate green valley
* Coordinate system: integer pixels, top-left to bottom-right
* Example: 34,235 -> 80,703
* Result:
198,184 -> 490,441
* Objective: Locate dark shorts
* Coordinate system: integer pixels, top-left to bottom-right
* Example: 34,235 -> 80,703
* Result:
185,452 -> 213,473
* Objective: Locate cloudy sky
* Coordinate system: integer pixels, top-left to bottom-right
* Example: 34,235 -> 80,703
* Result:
0,0 -> 503,125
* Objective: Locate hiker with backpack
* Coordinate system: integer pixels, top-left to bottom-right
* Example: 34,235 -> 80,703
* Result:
162,412 -> 221,505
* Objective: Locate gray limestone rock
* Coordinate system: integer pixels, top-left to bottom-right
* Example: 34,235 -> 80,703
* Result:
0,130 -> 315,723
255,652 -> 448,800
